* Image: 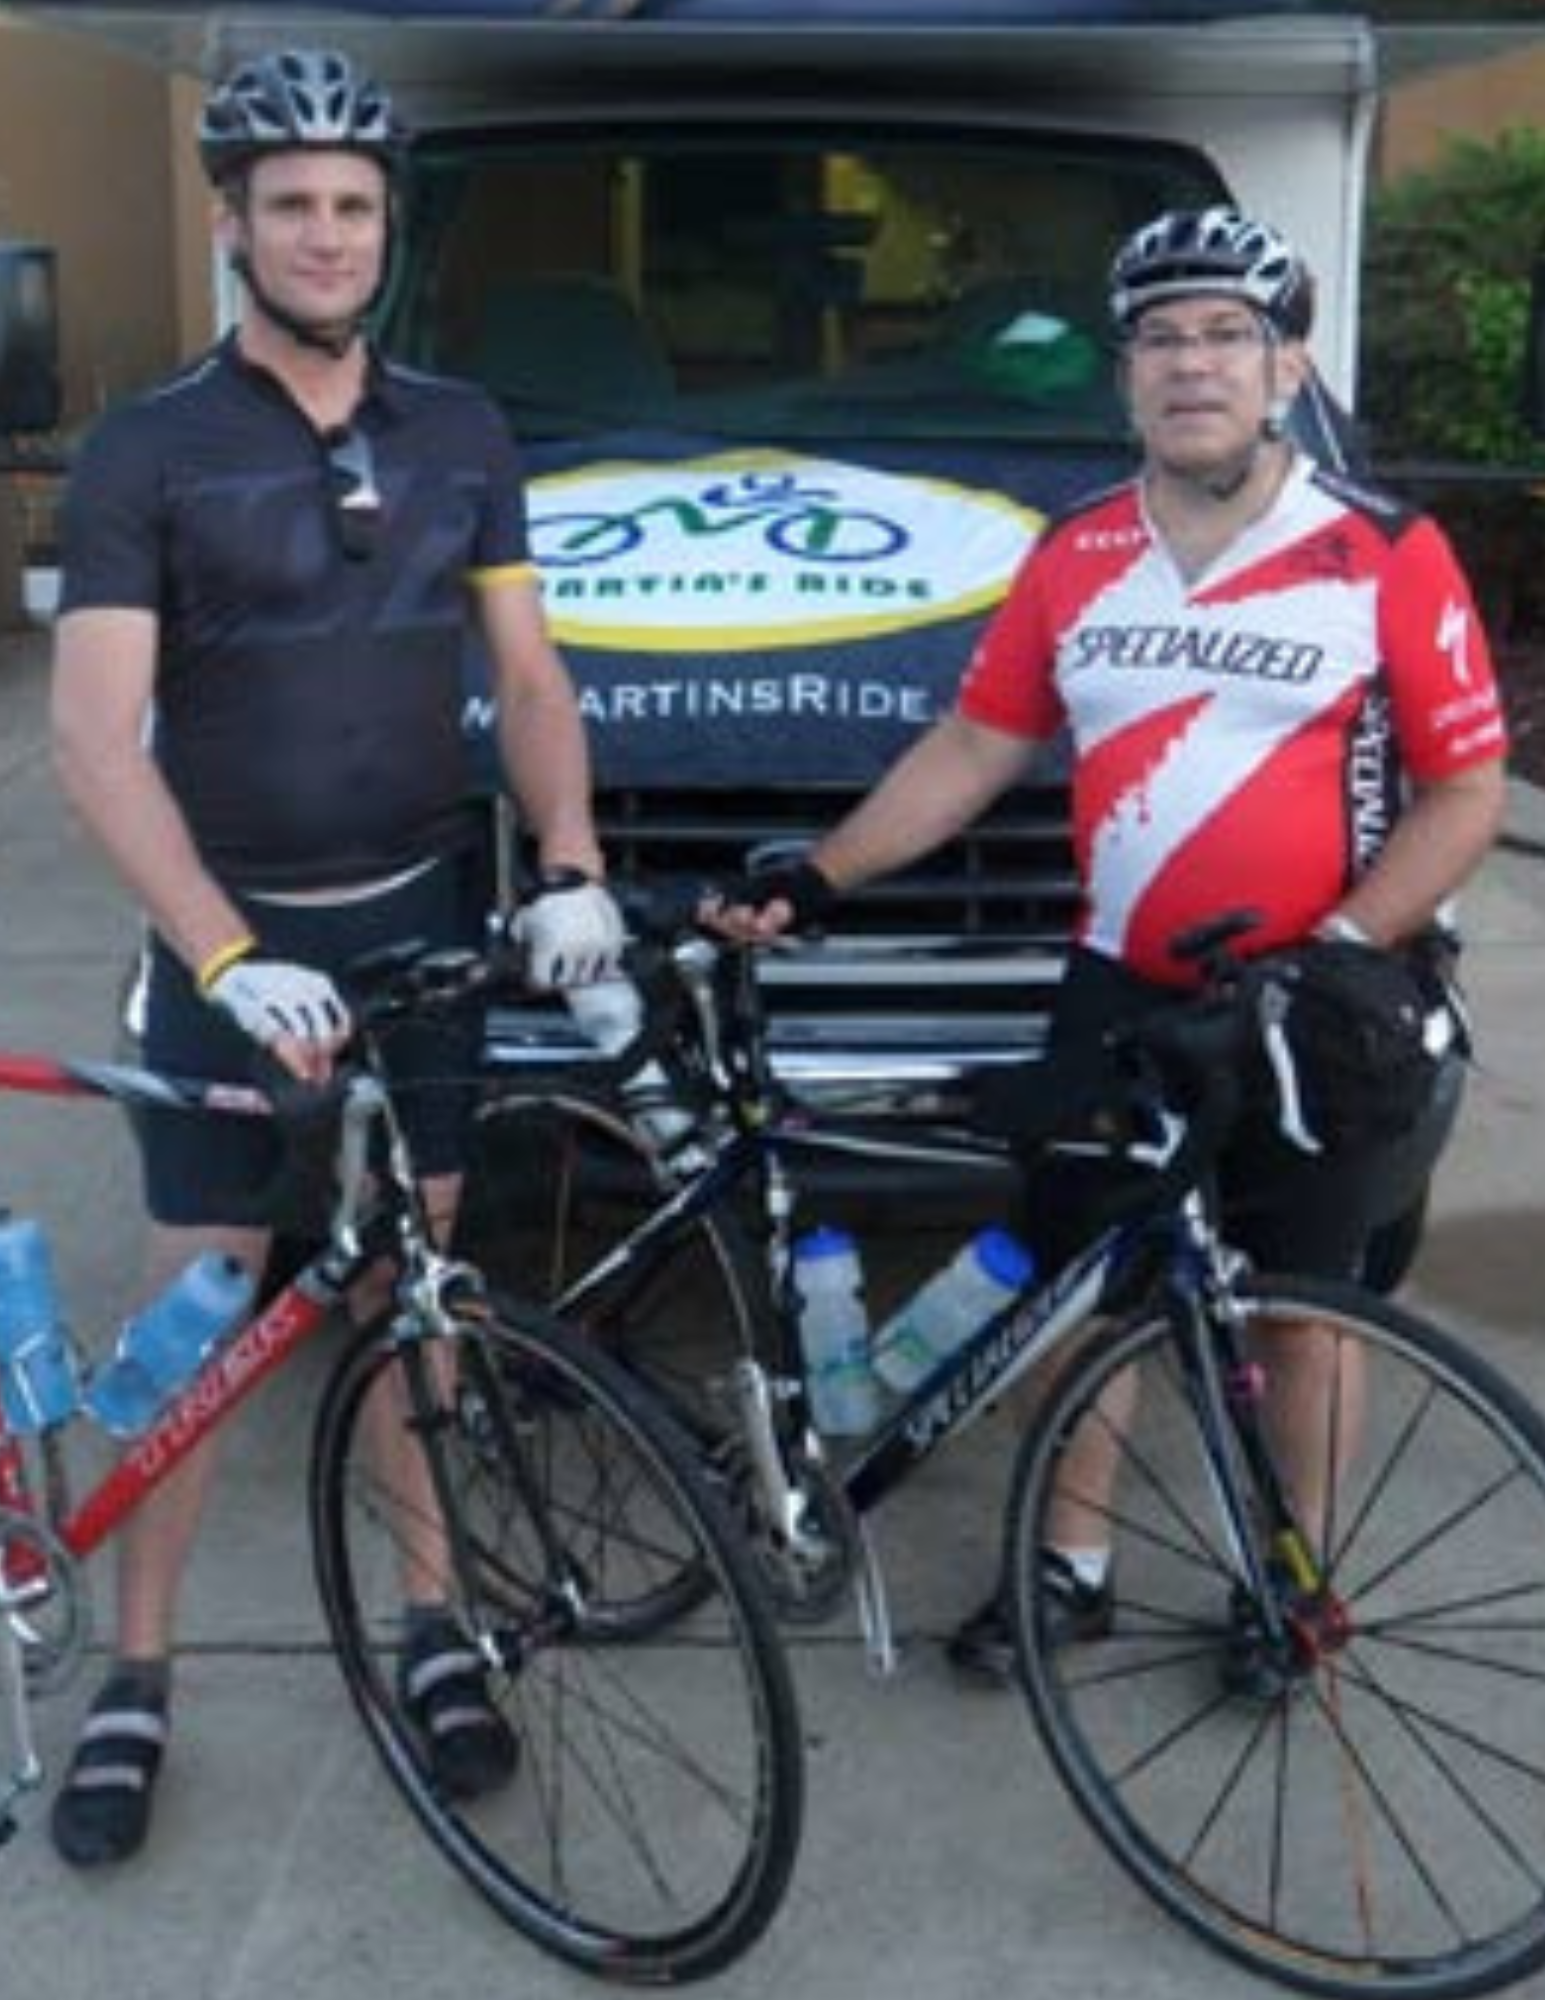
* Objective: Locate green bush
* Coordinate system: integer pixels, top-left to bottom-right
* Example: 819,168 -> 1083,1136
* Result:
1360,127 -> 1545,640
1362,125 -> 1545,462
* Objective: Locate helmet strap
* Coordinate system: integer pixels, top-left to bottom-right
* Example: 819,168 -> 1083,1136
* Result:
229,246 -> 381,363
1199,447 -> 1259,503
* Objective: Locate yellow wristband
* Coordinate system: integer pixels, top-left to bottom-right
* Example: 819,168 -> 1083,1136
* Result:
195,934 -> 257,994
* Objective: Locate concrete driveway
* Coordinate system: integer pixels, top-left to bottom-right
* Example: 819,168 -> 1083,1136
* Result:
3,627 -> 1544,2000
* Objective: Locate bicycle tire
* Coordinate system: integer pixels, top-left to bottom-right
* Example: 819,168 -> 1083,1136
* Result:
1005,1276 -> 1545,2000
309,1292 -> 805,1983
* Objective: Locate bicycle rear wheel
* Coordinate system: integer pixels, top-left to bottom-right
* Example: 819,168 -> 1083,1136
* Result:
309,1294 -> 804,1983
1006,1278 -> 1545,2000
454,1082 -> 772,1442
457,1085 -> 856,1624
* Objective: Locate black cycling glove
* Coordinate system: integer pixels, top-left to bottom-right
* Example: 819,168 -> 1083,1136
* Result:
722,858 -> 838,934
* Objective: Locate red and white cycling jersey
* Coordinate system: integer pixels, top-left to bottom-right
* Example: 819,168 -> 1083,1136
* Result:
959,456 -> 1506,984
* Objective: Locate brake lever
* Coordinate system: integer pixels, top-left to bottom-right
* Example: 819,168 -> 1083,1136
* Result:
245,1045 -> 348,1130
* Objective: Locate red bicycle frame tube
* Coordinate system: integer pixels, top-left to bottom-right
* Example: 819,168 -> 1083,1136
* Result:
0,1041 -> 318,1562
0,1052 -> 271,1119
57,1270 -> 341,1561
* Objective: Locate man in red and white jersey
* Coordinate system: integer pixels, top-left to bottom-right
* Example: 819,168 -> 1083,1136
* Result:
713,207 -> 1508,1685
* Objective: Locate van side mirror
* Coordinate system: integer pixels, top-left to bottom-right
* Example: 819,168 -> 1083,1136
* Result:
1524,253 -> 1545,439
0,242 -> 61,434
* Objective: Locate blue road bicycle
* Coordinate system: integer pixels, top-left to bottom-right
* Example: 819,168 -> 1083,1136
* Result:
456,896 -> 1545,2000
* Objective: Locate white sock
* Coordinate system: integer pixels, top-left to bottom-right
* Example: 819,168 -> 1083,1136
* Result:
1054,1546 -> 1111,1590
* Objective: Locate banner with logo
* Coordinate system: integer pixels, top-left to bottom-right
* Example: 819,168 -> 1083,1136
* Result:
466,444 -> 1044,787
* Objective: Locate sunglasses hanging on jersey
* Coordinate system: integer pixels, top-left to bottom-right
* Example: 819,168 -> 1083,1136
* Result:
323,425 -> 383,561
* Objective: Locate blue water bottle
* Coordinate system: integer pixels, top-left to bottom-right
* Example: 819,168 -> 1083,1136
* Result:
84,1253 -> 255,1438
0,1211 -> 80,1433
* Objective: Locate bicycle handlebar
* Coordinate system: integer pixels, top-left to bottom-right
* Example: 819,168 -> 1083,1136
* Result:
595,883 -> 1275,1212
341,892 -> 1274,1179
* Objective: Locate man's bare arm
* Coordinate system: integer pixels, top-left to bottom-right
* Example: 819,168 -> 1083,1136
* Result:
51,607 -> 252,973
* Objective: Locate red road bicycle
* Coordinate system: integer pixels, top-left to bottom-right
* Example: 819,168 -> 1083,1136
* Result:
0,942 -> 803,1984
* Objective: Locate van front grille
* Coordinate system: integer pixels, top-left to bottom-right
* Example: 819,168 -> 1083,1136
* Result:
592,780 -> 1079,947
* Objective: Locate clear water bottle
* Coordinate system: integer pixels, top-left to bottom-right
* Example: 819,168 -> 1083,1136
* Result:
792,1226 -> 880,1436
872,1226 -> 1035,1394
0,1212 -> 80,1434
84,1252 -> 255,1438
564,977 -> 700,1160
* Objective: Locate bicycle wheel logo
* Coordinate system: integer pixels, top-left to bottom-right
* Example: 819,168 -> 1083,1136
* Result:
528,448 -> 1040,652
532,469 -> 908,569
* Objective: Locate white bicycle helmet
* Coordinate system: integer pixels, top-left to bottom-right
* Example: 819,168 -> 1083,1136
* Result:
198,48 -> 406,184
1109,207 -> 1314,340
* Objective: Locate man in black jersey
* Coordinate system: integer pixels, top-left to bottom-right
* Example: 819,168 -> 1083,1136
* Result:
48,49 -> 622,1864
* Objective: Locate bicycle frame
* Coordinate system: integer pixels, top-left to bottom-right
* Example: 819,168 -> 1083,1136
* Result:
29,1262 -> 343,1562
532,919 -> 1325,1673
0,1251 -> 346,1837
1,985 -> 816,1980
0,1052 -> 376,1542
0,1043 -> 462,1829
522,1080 -> 1302,1664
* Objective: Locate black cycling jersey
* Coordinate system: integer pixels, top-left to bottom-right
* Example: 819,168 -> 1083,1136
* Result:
59,336 -> 532,890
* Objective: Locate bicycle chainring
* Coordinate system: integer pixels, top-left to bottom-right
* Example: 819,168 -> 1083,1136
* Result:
0,1510 -> 90,1695
718,1442 -> 859,1626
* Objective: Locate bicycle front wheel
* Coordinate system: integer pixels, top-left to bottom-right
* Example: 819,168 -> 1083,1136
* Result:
1006,1278 -> 1545,2000
309,1294 -> 804,1983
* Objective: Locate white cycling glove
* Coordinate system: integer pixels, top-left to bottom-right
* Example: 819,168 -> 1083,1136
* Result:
513,870 -> 626,989
206,958 -> 351,1048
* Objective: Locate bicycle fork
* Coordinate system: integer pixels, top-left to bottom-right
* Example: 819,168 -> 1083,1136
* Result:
1169,1264 -> 1322,1652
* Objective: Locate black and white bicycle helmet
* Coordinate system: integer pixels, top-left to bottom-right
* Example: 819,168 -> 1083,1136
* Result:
198,48 -> 406,184
1109,207 -> 1314,341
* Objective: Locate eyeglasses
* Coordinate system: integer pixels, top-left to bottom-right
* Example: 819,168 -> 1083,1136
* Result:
1127,321 -> 1268,361
323,425 -> 382,561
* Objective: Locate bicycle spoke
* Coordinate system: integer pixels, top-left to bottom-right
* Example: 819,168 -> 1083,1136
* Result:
1357,1573 -> 1545,1638
1341,1461 -> 1539,1606
1010,1289 -> 1545,1997
1057,1354 -> 1239,1585
1333,1648 -> 1545,1795
515,1649 -> 763,1909
310,1306 -> 802,1981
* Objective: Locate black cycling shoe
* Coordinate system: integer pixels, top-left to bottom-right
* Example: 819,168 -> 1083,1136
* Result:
947,1550 -> 1115,1687
398,1612 -> 520,1800
50,1674 -> 170,1868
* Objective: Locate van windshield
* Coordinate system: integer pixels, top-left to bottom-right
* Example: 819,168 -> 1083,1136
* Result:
389,130 -> 1224,444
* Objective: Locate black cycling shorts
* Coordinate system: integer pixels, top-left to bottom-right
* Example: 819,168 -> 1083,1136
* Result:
138,853 -> 485,1228
1013,945 -> 1464,1289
